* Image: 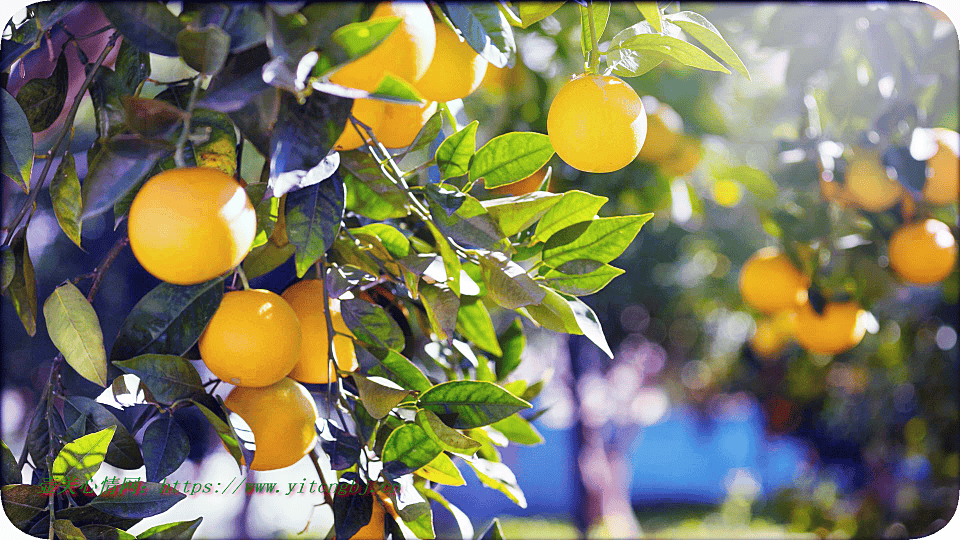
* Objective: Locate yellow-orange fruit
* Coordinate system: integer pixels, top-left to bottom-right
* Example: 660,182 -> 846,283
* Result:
414,22 -> 488,102
334,98 -> 387,151
794,301 -> 867,355
488,167 -> 549,197
281,280 -> 358,384
845,150 -> 903,212
128,168 -> 256,285
888,219 -> 957,284
636,102 -> 681,162
374,100 -> 438,148
547,74 -> 647,173
739,247 -> 810,314
224,377 -> 318,471
922,128 -> 959,205
199,289 -> 302,388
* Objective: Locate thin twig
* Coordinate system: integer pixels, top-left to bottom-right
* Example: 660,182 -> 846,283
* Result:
87,235 -> 129,302
308,447 -> 335,506
173,76 -> 205,168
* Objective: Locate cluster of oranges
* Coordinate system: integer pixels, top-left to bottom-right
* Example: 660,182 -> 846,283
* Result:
742,130 -> 958,358
127,167 -> 358,471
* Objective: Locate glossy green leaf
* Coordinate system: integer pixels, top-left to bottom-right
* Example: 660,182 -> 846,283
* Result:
350,224 -> 410,258
495,319 -> 525,381
62,396 -> 143,470
2,484 -> 46,529
469,132 -> 554,188
113,355 -> 203,404
367,73 -> 424,104
81,135 -> 171,218
455,297 -> 502,356
481,191 -> 563,237
50,153 -> 83,248
417,380 -> 531,429
490,414 -> 544,445
415,408 -> 481,455
111,278 -> 224,361
353,374 -> 411,419
426,222 -> 461,296
435,121 -> 478,180
191,394 -> 245,470
609,33 -> 731,74
79,524 -> 138,540
44,282 -> 107,387
341,298 -> 405,351
532,190 -> 607,244
579,1 -> 610,57
332,16 -> 401,59
420,282 -> 459,340
177,25 -> 231,74
53,519 -> 87,540
136,517 -> 203,540
100,3 -> 184,56
416,452 -> 465,486
664,11 -> 750,78
427,186 -> 506,251
605,21 -> 666,77
478,252 -> 544,310
0,88 -> 33,191
517,2 -> 565,28
443,3 -> 516,68
523,286 -> 581,334
3,231 -> 37,336
285,175 -> 345,277
382,424 -> 443,473
243,241 -> 296,279
541,261 -> 624,295
368,349 -> 431,392
342,169 -> 408,220
541,214 -> 652,267
141,415 -> 190,482
52,426 -> 116,485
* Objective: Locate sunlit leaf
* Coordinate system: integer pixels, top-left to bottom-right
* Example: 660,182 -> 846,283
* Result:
469,132 -> 554,188
382,424 -> 443,475
435,121 -> 478,180
52,426 -> 116,485
531,190 -> 607,244
664,11 -> 750,78
50,153 -> 83,248
443,3 -> 516,68
541,214 -> 652,267
415,452 -> 465,486
353,374 -> 411,419
44,282 -> 107,387
417,380 -> 531,429
415,408 -> 481,455
284,173 -> 345,277
516,2 -> 565,28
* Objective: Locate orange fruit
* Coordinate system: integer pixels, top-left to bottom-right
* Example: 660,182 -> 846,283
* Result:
636,101 -> 681,162
547,74 -> 647,173
329,1 -> 436,92
199,289 -> 302,388
374,100 -> 438,149
750,311 -> 797,358
414,22 -> 488,102
128,168 -> 256,285
281,280 -> 358,384
845,149 -> 903,212
334,98 -> 387,151
794,301 -> 867,355
660,135 -> 703,177
739,247 -> 810,314
888,219 -> 957,284
488,167 -> 549,196
224,377 -> 318,471
922,128 -> 959,205
349,496 -> 386,539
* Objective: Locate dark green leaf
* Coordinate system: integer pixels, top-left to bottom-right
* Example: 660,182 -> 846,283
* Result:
415,409 -> 481,455
100,2 -> 185,56
541,214 -> 652,267
177,25 -> 231,74
341,298 -> 405,351
417,380 -> 531,429
320,422 -> 360,471
490,414 -> 543,446
136,517 -> 202,539
456,297 -> 502,356
541,262 -> 624,295
1,441 -> 20,485
200,45 -> 272,113
285,174 -> 346,277
469,132 -> 554,188
3,231 -> 37,336
464,456 -> 526,507
111,278 -> 224,361
478,252 -> 544,310
55,505 -> 140,531
333,16 -> 402,59
481,191 -> 563,237
89,482 -> 185,519
532,190 -> 607,244
141,415 -> 190,482
1,484 -> 47,529
517,2 -> 565,29
62,396 -> 143,470
367,349 -> 431,392
113,355 -> 203,405
664,11 -> 750,78
81,135 -> 171,218
242,241 -> 296,279
79,524 -> 138,540
495,319 -> 524,381
353,374 -> 411,419
51,426 -> 116,485
436,121 -> 478,180
331,474 -> 373,540
443,3 -> 516,68
382,424 -> 442,474
15,51 -> 68,132
44,282 -> 108,387
0,88 -> 33,191
50,153 -> 83,247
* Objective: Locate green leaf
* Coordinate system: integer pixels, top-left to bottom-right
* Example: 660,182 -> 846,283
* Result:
717,165 -> 776,200
79,524 -> 138,540
477,518 -> 506,540
426,186 -> 507,251
605,21 -> 666,77
81,135 -> 171,219
541,261 -> 624,295
52,426 -> 116,485
367,73 -> 424,104
44,282 -> 108,387
464,455 -> 526,507
50,153 -> 83,248
426,222 -> 462,296
89,482 -> 185,519
495,320 -> 525,381
54,519 -> 87,540
350,224 -> 410,258
2,441 -> 21,485
490,414 -> 543,446
3,231 -> 37,336
1,88 -> 33,191
443,3 -> 516,68
609,33 -> 731,74
469,132 -> 554,188
342,169 -> 408,220
417,380 -> 531,429
415,409 -> 482,455
242,241 -> 296,279
420,282 -> 460,340
532,190 -> 607,244
332,16 -> 401,59
368,349 -> 431,392
664,11 -> 750,78
579,2 -> 610,58
455,297 -> 502,356
136,517 -> 203,540
436,121 -> 478,180
523,286 -> 580,334
113,355 -> 204,404
566,295 -> 613,358
141,416 -> 190,483
517,2 -> 565,29
62,396 -> 143,470
177,25 -> 231,74
248,184 -> 275,248
191,108 -> 238,174
382,424 -> 443,473
190,395 -> 244,470
481,191 -> 563,237
416,452 -> 465,486
15,51 -> 68,132
285,175 -> 345,277
478,252 -> 545,310
353,374 -> 411,419
541,214 -> 652,267
100,3 -> 184,56
636,2 -> 662,33
341,298 -> 405,351
111,278 -> 224,361
1,484 -> 47,529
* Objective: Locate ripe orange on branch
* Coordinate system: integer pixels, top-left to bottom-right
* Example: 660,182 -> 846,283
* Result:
282,280 -> 358,384
794,301 -> 867,355
738,247 -> 809,314
414,21 -> 488,102
922,128 -> 959,205
128,167 -> 256,285
888,219 -> 957,284
547,74 -> 647,173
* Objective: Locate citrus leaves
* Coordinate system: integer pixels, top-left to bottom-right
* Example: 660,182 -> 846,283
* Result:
44,282 -> 107,387
353,374 -> 411,419
332,16 -> 402,59
517,2 -> 565,29
417,381 -> 531,430
141,415 -> 190,482
3,231 -> 37,336
113,355 -> 204,404
442,3 -> 517,69
436,121 -> 478,180
50,153 -> 83,248
382,424 -> 442,475
468,132 -> 554,188
532,190 -> 607,244
100,3 -> 185,57
15,51 -> 68,132
1,88 -> 33,192
51,427 -> 116,485
541,214 -> 653,267
415,409 -> 481,455
285,173 -> 346,277
663,11 -> 750,78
